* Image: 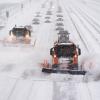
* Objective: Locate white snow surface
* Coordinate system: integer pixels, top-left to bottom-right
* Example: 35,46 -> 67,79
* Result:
0,0 -> 100,100
0,0 -> 24,4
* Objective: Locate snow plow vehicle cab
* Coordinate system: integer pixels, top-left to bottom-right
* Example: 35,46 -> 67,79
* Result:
50,42 -> 81,69
9,26 -> 31,44
42,31 -> 86,75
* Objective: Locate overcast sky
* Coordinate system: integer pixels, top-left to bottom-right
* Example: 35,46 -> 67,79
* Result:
0,0 -> 24,3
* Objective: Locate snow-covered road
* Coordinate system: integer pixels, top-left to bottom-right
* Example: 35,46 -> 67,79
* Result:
0,0 -> 100,100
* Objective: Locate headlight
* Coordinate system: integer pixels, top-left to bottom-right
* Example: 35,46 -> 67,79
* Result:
25,34 -> 30,39
8,34 -> 16,41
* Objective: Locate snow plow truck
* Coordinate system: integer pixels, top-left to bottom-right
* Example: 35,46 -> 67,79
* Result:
42,31 -> 86,75
8,26 -> 31,44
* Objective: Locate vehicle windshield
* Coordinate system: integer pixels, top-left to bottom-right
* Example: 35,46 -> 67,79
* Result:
55,44 -> 76,57
12,28 -> 27,37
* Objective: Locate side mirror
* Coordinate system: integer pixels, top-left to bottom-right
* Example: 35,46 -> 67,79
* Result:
9,30 -> 11,35
29,31 -> 31,36
50,48 -> 53,55
78,48 -> 81,55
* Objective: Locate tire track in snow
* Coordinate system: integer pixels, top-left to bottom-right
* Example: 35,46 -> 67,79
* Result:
26,82 -> 34,100
64,7 -> 89,53
52,75 -> 85,100
7,78 -> 19,100
59,2 -> 90,53
62,2 -> 100,52
59,0 -> 89,53
68,7 -> 100,47
53,81 -> 77,100
76,4 -> 100,32
74,6 -> 100,35
85,83 -> 93,100
77,79 -> 93,100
